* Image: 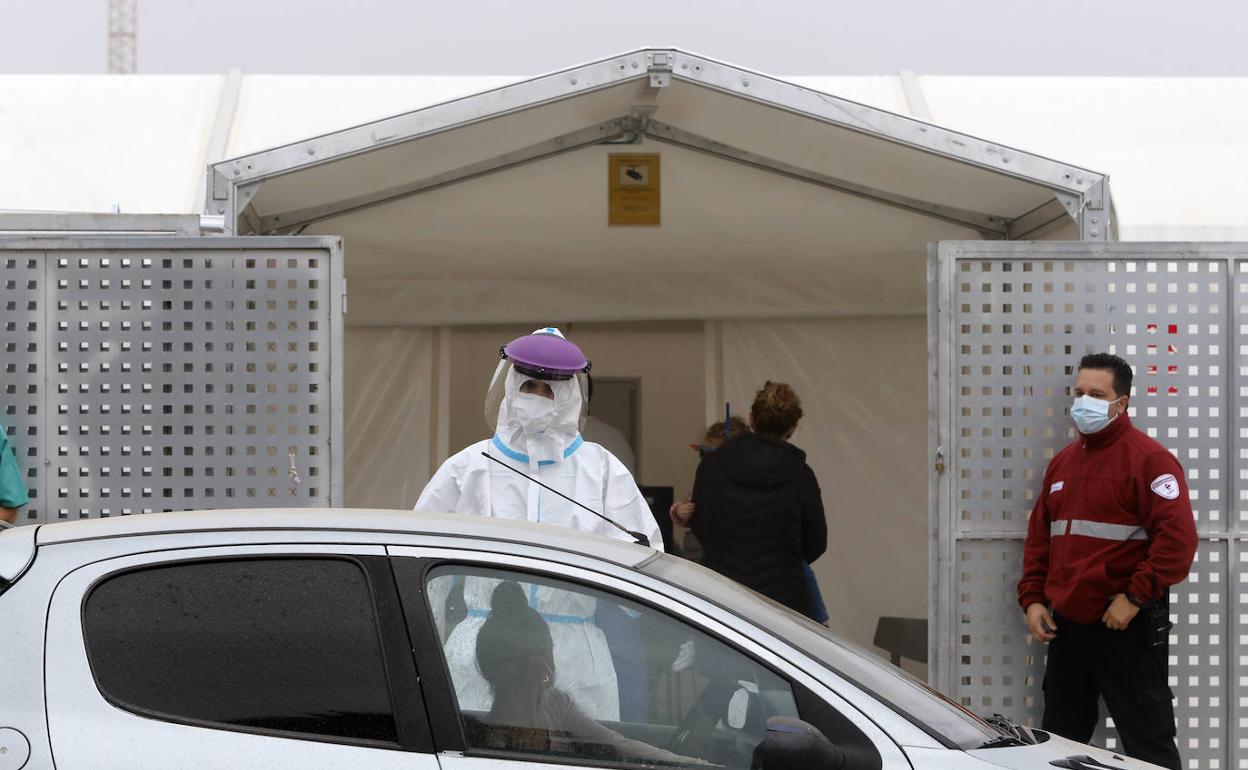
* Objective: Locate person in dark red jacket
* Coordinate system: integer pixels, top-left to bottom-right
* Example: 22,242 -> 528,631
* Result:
1019,353 -> 1197,770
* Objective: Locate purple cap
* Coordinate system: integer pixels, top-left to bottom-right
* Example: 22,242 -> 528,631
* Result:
502,333 -> 590,380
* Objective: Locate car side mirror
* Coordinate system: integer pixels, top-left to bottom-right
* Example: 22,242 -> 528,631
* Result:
754,715 -> 845,770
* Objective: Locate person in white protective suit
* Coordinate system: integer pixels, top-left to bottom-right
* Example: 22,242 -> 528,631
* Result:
415,327 -> 662,721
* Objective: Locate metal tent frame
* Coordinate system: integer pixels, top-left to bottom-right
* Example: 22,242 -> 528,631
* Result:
205,49 -> 1113,243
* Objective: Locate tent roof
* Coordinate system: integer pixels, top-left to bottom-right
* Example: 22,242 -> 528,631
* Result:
206,49 -> 1108,243
3,67 -> 1244,240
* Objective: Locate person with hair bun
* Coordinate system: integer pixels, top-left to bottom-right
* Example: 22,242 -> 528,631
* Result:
473,580 -> 705,765
689,382 -> 828,618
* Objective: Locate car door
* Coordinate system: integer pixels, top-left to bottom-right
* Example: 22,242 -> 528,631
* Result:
389,545 -> 912,770
44,542 -> 438,769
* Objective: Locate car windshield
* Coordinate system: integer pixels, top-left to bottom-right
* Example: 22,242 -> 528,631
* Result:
641,554 -> 1001,750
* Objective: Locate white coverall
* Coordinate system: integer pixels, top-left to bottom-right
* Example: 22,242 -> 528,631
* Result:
415,366 -> 662,720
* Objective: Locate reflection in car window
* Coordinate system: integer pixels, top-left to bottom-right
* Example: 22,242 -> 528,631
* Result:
83,558 -> 397,744
427,565 -> 800,768
642,553 -> 1001,750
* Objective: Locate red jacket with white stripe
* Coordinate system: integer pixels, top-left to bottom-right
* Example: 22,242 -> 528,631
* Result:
1018,414 -> 1198,624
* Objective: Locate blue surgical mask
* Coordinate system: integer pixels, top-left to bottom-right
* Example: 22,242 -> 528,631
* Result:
1071,395 -> 1121,435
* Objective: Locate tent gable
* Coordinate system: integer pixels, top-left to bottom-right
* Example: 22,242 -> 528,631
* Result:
207,49 -> 1111,242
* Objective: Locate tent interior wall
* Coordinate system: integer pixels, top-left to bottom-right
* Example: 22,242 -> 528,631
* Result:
341,316 -> 938,668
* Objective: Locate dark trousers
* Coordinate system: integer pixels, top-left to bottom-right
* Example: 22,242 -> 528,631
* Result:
1042,611 -> 1181,770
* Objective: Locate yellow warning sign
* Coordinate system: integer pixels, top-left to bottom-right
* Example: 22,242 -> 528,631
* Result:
608,154 -> 661,226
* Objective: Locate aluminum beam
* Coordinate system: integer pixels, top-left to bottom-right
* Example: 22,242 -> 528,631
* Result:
210,51 -> 657,196
1006,197 -> 1072,240
1078,178 -> 1110,241
645,121 -> 1009,238
670,50 -> 1104,198
256,118 -> 635,235
0,212 -> 206,236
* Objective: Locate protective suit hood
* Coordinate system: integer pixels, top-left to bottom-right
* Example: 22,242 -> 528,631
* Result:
495,368 -> 584,465
487,327 -> 590,466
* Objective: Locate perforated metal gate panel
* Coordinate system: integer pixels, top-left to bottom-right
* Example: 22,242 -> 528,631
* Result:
0,237 -> 343,523
2,255 -> 44,519
931,242 -> 1248,770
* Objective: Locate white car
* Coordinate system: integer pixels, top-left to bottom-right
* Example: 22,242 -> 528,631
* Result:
0,510 -> 1152,770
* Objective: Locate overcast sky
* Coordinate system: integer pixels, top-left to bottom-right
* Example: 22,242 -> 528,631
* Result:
1,0 -> 1245,76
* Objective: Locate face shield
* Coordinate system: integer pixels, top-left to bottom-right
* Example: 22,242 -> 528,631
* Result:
485,329 -> 592,461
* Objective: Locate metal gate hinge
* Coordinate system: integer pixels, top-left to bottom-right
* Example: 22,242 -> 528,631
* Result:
934,447 -> 945,474
341,278 -> 348,315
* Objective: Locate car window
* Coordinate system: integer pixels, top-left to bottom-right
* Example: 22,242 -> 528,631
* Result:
425,564 -> 802,769
83,557 -> 398,744
642,553 -> 1000,750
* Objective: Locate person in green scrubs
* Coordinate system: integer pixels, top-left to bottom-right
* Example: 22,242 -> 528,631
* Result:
0,429 -> 29,524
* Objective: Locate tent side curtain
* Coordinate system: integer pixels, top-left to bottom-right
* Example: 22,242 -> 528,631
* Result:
719,317 -> 929,669
345,327 -> 438,508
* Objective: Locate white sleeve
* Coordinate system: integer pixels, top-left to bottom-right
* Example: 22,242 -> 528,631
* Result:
603,451 -> 664,552
414,451 -> 467,513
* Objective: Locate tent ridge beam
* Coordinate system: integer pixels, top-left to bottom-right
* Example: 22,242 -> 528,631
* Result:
645,121 -> 1009,238
258,118 -> 635,234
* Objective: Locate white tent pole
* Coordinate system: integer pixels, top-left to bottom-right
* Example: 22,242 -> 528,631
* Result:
898,70 -> 932,122
194,69 -> 244,215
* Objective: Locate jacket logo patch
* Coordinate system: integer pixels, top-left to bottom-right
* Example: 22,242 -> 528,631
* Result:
1150,473 -> 1180,500
1050,481 -> 1064,493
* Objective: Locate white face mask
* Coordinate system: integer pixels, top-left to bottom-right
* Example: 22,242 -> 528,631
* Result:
1071,394 -> 1122,434
510,392 -> 556,435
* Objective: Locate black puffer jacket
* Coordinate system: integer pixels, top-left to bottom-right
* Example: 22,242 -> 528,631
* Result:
689,433 -> 827,615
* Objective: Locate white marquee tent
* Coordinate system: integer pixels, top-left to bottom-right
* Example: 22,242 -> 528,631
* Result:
2,49 -> 1243,659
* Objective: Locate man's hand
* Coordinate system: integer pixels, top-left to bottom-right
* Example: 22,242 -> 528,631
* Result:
670,501 -> 696,527
0,507 -> 15,525
1102,594 -> 1140,631
1025,602 -> 1057,642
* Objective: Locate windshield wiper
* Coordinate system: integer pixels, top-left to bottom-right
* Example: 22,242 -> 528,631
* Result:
978,714 -> 1035,748
978,736 -> 1027,749
1051,755 -> 1129,770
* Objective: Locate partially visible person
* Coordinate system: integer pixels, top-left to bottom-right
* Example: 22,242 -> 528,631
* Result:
580,375 -> 637,476
669,416 -> 750,560
1019,353 -> 1196,770
415,327 -> 659,547
472,581 -> 705,766
689,383 -> 828,618
0,426 -> 29,525
415,327 -> 659,722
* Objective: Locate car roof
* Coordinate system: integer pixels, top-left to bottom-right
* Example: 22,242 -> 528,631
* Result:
30,508 -> 657,568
